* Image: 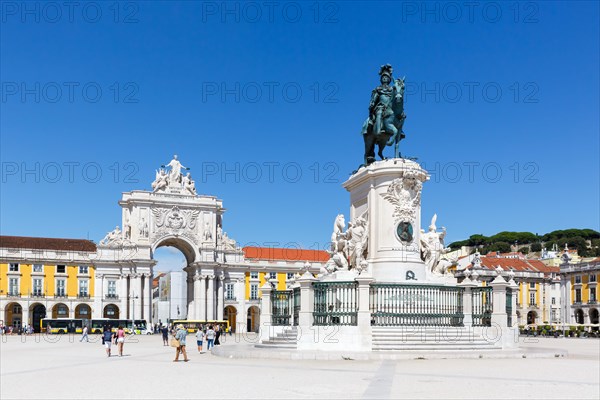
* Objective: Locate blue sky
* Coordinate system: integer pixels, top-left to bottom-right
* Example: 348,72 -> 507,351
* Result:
1,1 -> 599,265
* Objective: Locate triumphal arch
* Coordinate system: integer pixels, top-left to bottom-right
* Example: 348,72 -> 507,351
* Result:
94,155 -> 246,323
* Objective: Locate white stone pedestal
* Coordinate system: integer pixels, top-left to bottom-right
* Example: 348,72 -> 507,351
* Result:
343,159 -> 429,283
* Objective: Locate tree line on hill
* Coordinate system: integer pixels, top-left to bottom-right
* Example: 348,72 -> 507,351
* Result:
448,229 -> 600,257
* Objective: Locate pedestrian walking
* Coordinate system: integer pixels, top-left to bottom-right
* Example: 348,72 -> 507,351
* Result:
215,324 -> 221,345
195,327 -> 204,353
102,326 -> 114,357
173,324 -> 189,362
161,325 -> 169,346
205,325 -> 216,351
116,326 -> 126,356
80,326 -> 89,342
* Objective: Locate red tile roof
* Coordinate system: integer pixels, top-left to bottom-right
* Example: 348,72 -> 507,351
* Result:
243,246 -> 329,262
474,256 -> 559,274
0,235 -> 96,252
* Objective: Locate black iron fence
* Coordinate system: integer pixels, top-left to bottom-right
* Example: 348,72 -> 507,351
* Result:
313,282 -> 358,326
370,284 -> 464,326
271,290 -> 292,326
293,287 -> 300,326
506,288 -> 513,327
472,286 -> 493,327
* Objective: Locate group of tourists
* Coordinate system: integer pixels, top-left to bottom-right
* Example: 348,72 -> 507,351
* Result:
169,324 -> 226,362
0,324 -> 35,335
101,325 -> 126,357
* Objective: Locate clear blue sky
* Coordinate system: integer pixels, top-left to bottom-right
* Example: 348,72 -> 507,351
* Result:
1,1 -> 599,257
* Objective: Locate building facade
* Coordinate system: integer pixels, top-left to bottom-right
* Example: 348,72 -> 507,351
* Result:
0,157 -> 328,332
559,258 -> 599,326
456,251 -> 560,326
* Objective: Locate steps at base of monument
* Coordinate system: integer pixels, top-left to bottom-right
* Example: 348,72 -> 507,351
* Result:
372,343 -> 502,351
257,326 -> 298,349
372,326 -> 501,351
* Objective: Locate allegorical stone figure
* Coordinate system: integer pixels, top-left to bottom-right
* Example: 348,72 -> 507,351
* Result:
162,154 -> 189,186
420,214 -> 452,274
360,64 -> 407,166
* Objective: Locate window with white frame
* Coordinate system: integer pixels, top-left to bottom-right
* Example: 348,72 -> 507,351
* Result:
33,264 -> 43,273
107,281 -> 117,297
575,275 -> 581,284
8,278 -> 19,295
590,274 -> 597,283
56,279 -> 66,296
56,265 -> 66,274
9,263 -> 19,272
250,284 -> 258,300
79,280 -> 88,296
79,266 -> 88,274
57,304 -> 68,316
529,282 -> 535,289
287,273 -> 294,280
250,272 -> 258,279
529,292 -> 536,306
575,289 -> 582,303
12,304 -> 21,314
32,278 -> 43,296
590,287 -> 597,302
269,272 -> 276,280
551,297 -> 556,305
225,283 -> 235,300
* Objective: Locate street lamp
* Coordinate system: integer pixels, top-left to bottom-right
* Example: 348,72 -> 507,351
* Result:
129,293 -> 139,334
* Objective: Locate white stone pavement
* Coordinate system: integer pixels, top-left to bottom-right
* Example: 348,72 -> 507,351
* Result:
0,333 -> 598,399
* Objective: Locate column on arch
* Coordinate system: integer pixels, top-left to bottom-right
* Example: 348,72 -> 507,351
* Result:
217,275 -> 224,320
144,272 -> 152,322
196,274 -> 207,321
131,273 -> 143,320
206,275 -> 215,320
121,274 -> 130,319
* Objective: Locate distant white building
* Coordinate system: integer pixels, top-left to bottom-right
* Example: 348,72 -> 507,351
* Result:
153,271 -> 187,325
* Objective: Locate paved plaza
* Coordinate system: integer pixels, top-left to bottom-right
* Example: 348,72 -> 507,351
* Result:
1,334 -> 598,399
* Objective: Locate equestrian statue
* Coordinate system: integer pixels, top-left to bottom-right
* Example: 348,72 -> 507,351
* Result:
360,64 -> 407,166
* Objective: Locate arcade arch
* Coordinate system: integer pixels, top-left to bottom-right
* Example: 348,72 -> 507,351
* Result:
104,304 -> 120,319
30,303 -> 46,332
4,302 -> 23,327
52,303 -> 69,319
247,306 -> 260,333
75,304 -> 91,319
224,305 -> 237,332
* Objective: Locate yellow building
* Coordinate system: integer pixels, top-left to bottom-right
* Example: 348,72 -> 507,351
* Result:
559,257 -> 600,327
0,236 -> 97,331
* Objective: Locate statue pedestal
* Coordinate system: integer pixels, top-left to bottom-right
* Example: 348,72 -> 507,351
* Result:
343,159 -> 430,283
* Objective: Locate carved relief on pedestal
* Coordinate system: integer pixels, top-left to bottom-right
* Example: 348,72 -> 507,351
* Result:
381,171 -> 424,224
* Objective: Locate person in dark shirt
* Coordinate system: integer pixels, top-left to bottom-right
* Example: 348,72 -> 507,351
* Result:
161,325 -> 169,346
102,326 -> 114,357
